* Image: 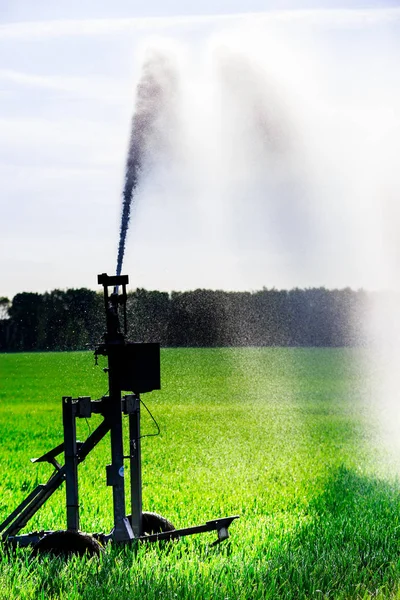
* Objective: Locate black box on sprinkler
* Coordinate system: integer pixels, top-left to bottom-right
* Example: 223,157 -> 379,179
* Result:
107,342 -> 160,393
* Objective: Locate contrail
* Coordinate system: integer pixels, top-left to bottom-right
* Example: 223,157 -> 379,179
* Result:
116,50 -> 177,277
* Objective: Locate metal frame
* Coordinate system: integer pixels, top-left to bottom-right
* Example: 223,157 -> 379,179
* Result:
0,273 -> 239,550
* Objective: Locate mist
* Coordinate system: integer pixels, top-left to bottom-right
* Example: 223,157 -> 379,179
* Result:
124,20 -> 399,294
119,19 -> 400,468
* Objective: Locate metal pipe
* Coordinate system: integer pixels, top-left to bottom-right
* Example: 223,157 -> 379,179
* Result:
129,396 -> 142,536
63,397 -> 79,531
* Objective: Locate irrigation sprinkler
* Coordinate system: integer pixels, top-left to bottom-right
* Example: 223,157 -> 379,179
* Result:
0,273 -> 239,556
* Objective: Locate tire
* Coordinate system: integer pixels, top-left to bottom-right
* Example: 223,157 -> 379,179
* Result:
126,511 -> 175,536
34,530 -> 103,557
141,511 -> 175,535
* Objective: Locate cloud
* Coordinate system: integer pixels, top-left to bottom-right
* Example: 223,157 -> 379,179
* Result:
0,68 -> 129,105
0,8 -> 399,41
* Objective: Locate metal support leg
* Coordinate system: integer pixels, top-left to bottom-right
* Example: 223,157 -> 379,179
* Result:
63,396 -> 79,531
129,396 -> 142,537
107,380 -> 133,542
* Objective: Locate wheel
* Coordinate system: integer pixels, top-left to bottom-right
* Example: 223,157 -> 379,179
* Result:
126,511 -> 175,536
34,530 -> 103,557
142,511 -> 175,535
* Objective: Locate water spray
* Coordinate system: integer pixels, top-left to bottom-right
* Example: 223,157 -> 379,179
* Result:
116,50 -> 178,277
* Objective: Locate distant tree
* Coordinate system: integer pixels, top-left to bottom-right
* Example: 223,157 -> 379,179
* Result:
36,289 -> 100,351
8,293 -> 43,351
0,297 -> 10,320
0,297 -> 11,351
1,285 -> 371,351
127,289 -> 170,345
185,290 -> 227,347
167,291 -> 194,347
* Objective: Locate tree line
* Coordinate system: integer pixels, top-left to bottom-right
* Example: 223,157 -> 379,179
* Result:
0,286 -> 374,352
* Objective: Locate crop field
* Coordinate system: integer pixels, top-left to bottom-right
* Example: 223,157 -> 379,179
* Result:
1,348 -> 400,599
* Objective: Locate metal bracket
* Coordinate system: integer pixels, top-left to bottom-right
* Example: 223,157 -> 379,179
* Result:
122,394 -> 139,415
112,517 -> 135,543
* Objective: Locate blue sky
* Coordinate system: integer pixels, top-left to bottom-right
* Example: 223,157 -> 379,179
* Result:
1,2 -> 400,298
4,1 -> 399,21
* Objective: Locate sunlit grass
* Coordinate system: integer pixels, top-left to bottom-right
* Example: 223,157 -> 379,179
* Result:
0,348 -> 399,599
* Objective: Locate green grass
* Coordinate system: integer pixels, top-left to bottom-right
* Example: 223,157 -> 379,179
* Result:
0,348 -> 400,599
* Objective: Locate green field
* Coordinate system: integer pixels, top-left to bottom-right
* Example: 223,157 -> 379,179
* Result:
1,348 -> 400,599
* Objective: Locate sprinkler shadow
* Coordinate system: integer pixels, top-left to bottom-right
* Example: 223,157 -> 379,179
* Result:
264,466 -> 400,598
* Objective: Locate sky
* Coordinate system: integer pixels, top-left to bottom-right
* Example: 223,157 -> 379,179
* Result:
1,1 -> 400,299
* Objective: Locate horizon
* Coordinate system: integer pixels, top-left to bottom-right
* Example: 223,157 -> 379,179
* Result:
3,280 -> 393,304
